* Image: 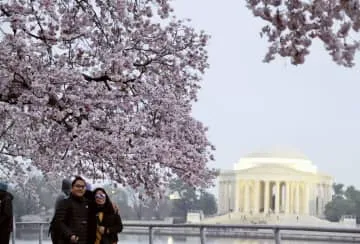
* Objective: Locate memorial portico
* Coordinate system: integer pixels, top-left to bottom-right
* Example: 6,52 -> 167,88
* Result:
218,148 -> 333,217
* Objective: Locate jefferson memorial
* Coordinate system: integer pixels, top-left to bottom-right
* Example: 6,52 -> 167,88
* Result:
218,148 -> 333,218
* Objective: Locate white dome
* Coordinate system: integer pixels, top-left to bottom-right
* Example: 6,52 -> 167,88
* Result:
245,147 -> 308,160
234,147 -> 317,173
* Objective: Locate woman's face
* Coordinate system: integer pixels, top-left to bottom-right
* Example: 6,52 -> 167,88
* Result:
95,190 -> 107,205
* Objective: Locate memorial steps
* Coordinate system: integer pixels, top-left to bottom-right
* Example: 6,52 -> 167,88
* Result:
201,212 -> 344,227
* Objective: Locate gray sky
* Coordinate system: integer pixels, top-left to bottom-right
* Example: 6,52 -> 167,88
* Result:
173,0 -> 360,189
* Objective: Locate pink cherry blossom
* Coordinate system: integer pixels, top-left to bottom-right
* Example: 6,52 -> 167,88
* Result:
247,0 -> 360,66
0,0 -> 217,197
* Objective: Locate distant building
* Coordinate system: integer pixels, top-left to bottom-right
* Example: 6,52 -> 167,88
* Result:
339,215 -> 357,227
186,210 -> 204,223
218,148 -> 333,217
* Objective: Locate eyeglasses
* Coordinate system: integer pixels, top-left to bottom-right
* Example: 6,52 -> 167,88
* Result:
95,193 -> 106,199
74,184 -> 86,189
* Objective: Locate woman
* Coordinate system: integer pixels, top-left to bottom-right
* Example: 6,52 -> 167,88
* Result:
93,188 -> 123,244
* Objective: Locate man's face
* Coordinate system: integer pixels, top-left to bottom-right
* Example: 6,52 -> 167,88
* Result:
71,180 -> 86,197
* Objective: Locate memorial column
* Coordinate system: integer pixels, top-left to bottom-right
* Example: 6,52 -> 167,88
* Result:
275,181 -> 280,213
285,181 -> 290,214
264,181 -> 270,214
295,182 -> 300,214
254,180 -> 260,213
234,179 -> 240,212
244,180 -> 250,213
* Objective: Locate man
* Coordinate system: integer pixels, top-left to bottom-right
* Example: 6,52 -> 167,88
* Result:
54,176 -> 96,244
50,178 -> 72,244
0,182 -> 13,244
55,179 -> 72,209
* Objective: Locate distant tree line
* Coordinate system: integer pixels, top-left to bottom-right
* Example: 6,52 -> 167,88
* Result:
325,183 -> 360,223
10,176 -> 217,222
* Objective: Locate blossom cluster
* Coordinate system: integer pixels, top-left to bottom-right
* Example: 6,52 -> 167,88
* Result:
0,0 -> 217,196
247,0 -> 360,66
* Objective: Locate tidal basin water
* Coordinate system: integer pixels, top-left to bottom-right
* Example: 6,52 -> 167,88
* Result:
16,235 -> 345,244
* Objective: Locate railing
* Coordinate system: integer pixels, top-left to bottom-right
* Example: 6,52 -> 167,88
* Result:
12,221 -> 360,244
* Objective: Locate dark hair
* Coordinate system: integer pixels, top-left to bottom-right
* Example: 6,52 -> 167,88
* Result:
71,176 -> 86,187
93,187 -> 114,214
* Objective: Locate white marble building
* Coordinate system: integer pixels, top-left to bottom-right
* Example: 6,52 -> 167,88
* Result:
218,148 -> 333,217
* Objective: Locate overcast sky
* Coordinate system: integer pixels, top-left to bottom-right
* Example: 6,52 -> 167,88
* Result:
172,0 -> 360,190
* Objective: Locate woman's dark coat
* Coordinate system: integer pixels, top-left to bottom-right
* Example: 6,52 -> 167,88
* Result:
93,188 -> 123,243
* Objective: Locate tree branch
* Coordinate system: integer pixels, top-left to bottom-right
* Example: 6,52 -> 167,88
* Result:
0,120 -> 15,139
82,73 -> 112,90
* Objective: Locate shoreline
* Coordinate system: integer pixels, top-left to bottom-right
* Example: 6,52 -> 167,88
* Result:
122,227 -> 360,243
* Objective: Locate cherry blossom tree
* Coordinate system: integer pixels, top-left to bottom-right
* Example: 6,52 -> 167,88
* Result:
247,0 -> 360,66
0,0 -> 217,197
0,148 -> 42,203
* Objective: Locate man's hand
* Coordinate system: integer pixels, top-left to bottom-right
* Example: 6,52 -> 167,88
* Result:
98,226 -> 105,234
70,235 -> 79,243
